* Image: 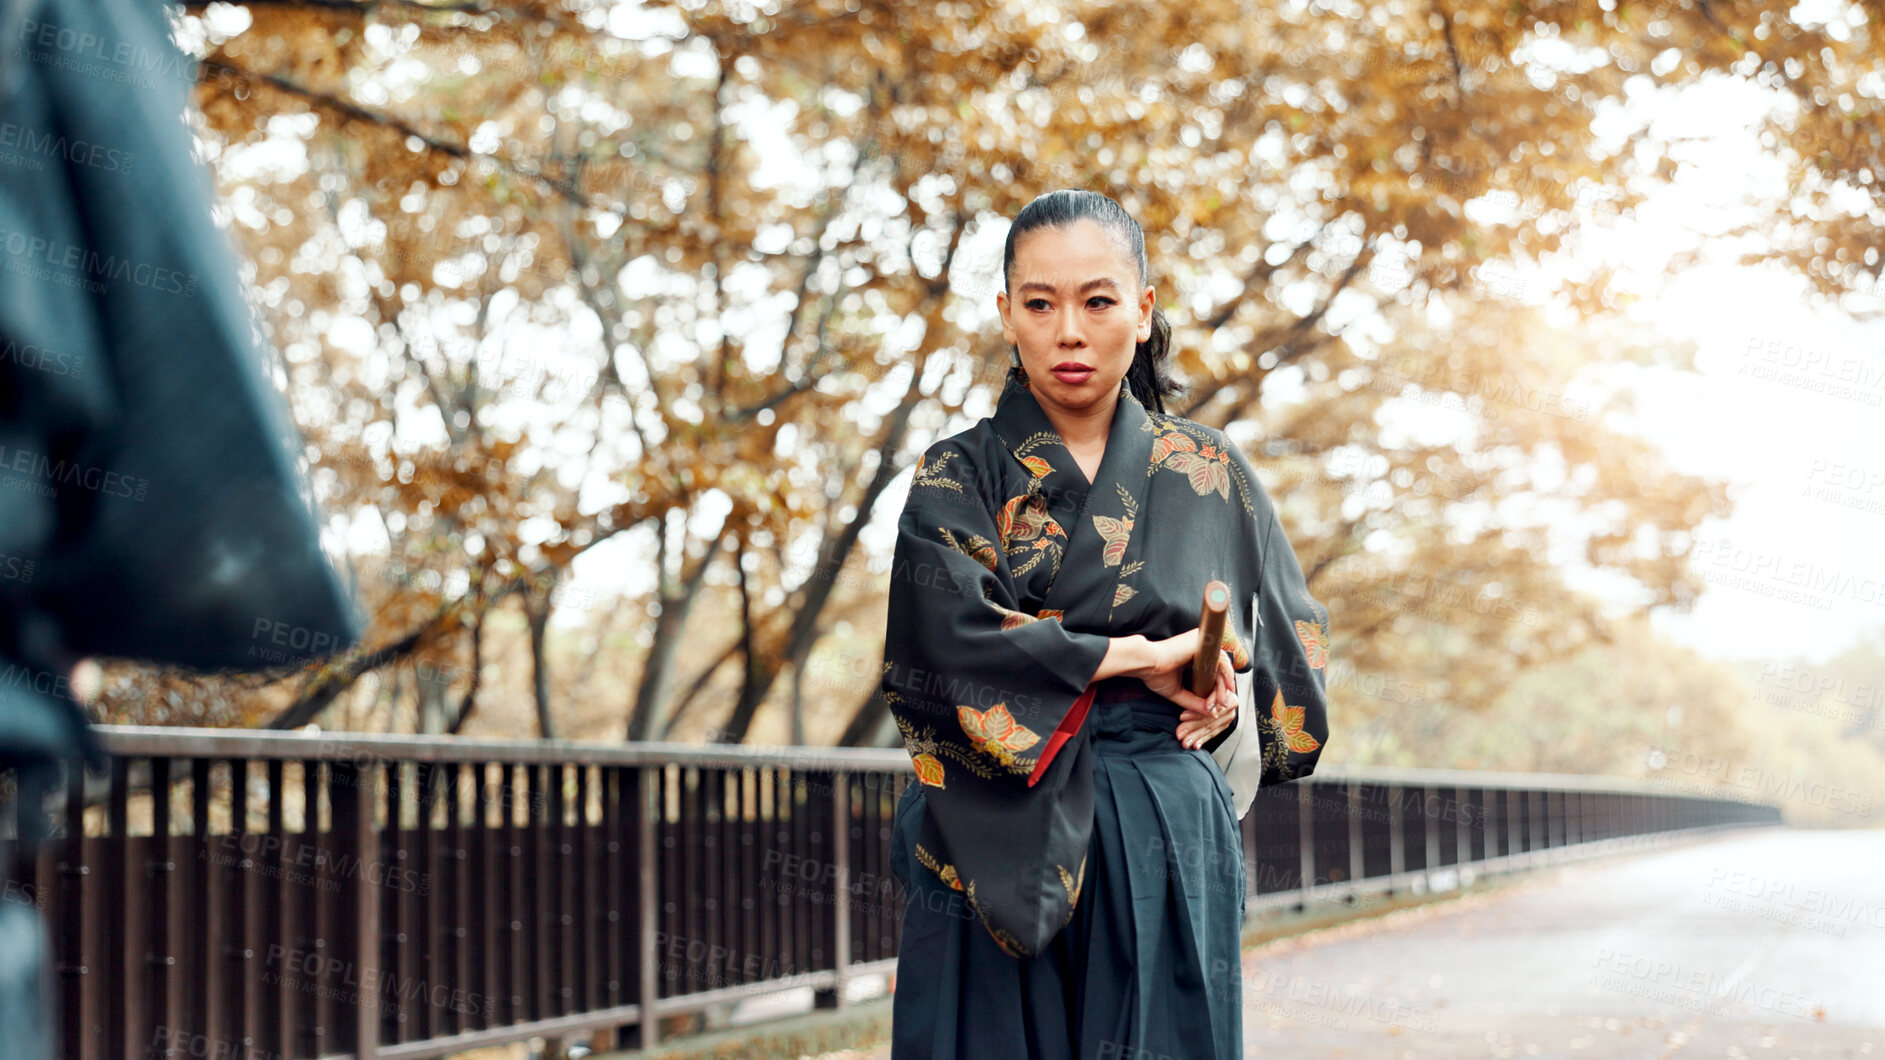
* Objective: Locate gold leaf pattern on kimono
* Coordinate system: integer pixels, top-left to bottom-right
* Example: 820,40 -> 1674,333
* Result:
1220,627 -> 1250,669
1093,513 -> 1133,566
911,449 -> 965,493
995,491 -> 1066,579
893,714 -> 1002,779
1009,538 -> 1061,579
1151,430 -> 1197,464
1115,481 -> 1140,515
937,526 -> 999,572
1295,618 -> 1329,670
1147,414 -> 1258,519
912,752 -> 946,788
957,703 -> 1041,765
967,881 -> 1033,959
1061,854 -> 1086,909
988,599 -> 1035,629
1163,450 -> 1232,500
997,606 -> 1034,631
1268,689 -> 1321,753
1010,431 -> 1068,478
915,842 -> 964,891
991,603 -> 1068,630
995,494 -> 1028,545
996,492 -> 1064,548
1113,583 -> 1137,608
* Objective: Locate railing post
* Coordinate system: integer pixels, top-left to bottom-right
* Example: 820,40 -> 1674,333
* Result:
336,759 -> 381,1060
818,770 -> 852,1010
1455,789 -> 1471,867
143,756 -> 173,1057
1296,784 -> 1315,903
637,767 -> 661,1048
1500,784 -> 1515,860
1346,783 -> 1363,889
1386,785 -> 1405,884
1423,789 -> 1441,880
58,760 -> 87,1057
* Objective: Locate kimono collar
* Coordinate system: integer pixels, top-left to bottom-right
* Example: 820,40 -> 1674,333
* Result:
988,373 -> 1152,512
988,375 -> 1158,627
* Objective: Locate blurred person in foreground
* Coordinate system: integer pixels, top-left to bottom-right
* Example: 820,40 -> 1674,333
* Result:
0,0 -> 359,1052
881,188 -> 1332,1058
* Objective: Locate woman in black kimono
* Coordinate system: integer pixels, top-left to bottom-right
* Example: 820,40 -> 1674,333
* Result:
882,188 -> 1332,1059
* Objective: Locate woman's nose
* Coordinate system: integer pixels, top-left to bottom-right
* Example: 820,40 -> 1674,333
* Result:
1057,306 -> 1084,346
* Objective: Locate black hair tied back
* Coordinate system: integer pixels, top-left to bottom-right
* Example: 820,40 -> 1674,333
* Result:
1002,188 -> 1184,416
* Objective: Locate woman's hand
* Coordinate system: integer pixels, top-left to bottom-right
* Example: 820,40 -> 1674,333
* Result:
1130,630 -> 1239,750
1174,665 -> 1238,750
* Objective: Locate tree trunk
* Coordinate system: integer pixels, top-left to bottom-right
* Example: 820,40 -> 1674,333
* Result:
790,657 -> 805,745
447,612 -> 483,735
717,535 -> 766,743
716,377 -> 923,743
663,639 -> 739,737
835,671 -> 894,748
526,587 -> 556,740
625,531 -> 727,741
267,622 -> 433,729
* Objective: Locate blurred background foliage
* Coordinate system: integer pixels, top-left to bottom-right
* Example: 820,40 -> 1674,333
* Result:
94,0 -> 1885,825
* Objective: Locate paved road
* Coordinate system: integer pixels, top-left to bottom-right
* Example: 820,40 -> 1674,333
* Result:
842,829 -> 1885,1058
1239,829 -> 1884,1058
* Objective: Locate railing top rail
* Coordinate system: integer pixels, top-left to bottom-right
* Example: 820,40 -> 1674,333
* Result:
86,725 -> 1770,804
1306,762 -> 1743,799
90,725 -> 912,772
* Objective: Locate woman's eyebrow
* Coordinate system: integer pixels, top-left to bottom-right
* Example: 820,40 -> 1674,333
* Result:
1017,278 -> 1122,294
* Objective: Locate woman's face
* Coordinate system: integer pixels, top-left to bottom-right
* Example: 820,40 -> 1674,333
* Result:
997,218 -> 1156,421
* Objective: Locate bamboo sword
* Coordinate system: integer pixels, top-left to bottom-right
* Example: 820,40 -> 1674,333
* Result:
1189,579 -> 1230,701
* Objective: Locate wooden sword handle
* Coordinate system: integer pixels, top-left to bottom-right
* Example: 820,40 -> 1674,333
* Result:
1190,579 -> 1230,698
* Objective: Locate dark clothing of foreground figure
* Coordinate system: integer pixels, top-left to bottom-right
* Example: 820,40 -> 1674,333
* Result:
0,1 -> 360,1054
882,374 -> 1332,1058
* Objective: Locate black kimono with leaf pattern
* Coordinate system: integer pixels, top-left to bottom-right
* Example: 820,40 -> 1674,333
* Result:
881,374 -> 1331,959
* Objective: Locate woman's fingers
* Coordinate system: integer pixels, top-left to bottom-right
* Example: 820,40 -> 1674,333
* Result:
1177,701 -> 1237,749
1168,685 -> 1207,713
1166,640 -> 1240,747
1208,651 -> 1235,715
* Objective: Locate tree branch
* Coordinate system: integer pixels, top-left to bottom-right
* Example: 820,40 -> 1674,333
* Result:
446,611 -> 483,735
201,58 -> 615,218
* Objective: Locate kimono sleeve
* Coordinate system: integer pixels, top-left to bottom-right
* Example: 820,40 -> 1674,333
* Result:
1215,439 -> 1332,801
880,440 -> 1111,958
881,441 -> 1111,781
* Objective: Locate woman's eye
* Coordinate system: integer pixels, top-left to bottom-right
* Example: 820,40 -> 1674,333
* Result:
1024,296 -> 1112,310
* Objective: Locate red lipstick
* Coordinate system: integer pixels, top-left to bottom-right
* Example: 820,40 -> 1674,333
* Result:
1050,361 -> 1095,385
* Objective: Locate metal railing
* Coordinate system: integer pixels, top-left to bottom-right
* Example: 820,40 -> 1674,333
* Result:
1,727 -> 1780,1060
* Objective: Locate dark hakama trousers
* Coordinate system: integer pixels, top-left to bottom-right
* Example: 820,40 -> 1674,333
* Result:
889,679 -> 1247,1059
